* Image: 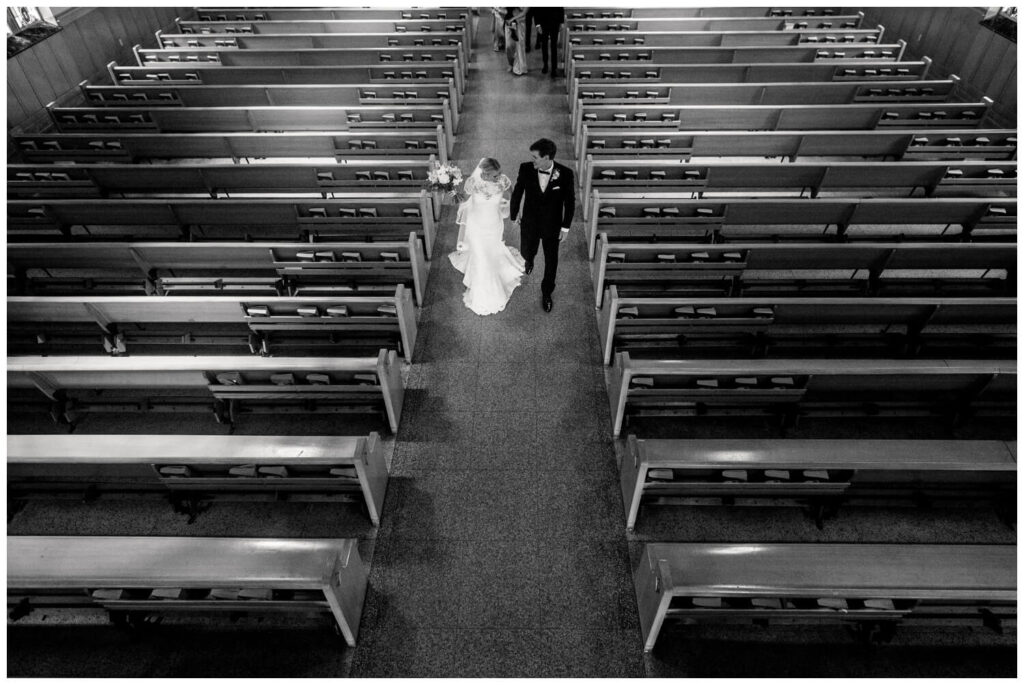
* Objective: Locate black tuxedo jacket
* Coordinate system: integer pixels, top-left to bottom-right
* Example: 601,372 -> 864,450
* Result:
509,161 -> 576,239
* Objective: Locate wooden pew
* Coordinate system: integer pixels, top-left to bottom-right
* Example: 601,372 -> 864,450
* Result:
572,103 -> 992,156
8,287 -> 418,362
8,197 -> 436,258
598,287 -> 1017,364
564,14 -> 866,33
575,128 -> 1017,166
621,437 -> 1017,530
155,29 -> 469,72
592,238 -> 1017,307
9,433 -> 388,525
565,27 -> 883,49
8,351 -> 405,433
9,161 -> 434,199
107,64 -> 463,110
635,542 -> 1016,651
579,159 -> 1017,218
8,536 -> 368,644
586,197 -> 1017,259
568,8 -> 849,19
81,82 -> 460,129
47,104 -> 455,155
193,8 -> 469,21
12,130 -> 447,164
569,78 -> 958,125
569,60 -> 934,103
175,18 -> 471,54
607,354 -> 1016,436
7,236 -> 429,306
561,27 -> 885,75
134,45 -> 467,84
567,45 -> 907,85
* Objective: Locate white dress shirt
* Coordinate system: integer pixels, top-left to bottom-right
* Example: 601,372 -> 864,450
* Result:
538,167 -> 551,192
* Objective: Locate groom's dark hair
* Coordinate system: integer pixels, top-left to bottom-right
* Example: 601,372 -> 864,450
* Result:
529,138 -> 557,160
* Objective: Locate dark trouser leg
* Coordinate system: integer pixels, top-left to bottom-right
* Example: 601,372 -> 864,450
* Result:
521,224 -> 540,266
540,234 -> 559,296
524,15 -> 532,51
546,30 -> 559,74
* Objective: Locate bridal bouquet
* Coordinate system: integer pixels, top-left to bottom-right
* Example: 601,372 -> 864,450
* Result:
424,160 -> 464,204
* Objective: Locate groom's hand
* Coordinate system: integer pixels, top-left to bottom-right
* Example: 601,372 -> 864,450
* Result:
559,227 -> 569,242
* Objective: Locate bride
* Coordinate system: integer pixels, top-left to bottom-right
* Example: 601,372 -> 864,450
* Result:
448,157 -> 526,315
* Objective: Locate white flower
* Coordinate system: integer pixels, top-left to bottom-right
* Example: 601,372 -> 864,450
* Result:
437,171 -> 450,184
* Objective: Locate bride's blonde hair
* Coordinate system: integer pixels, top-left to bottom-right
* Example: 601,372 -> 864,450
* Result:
478,157 -> 501,174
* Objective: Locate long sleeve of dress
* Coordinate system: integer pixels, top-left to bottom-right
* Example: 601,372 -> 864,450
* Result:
509,164 -> 526,220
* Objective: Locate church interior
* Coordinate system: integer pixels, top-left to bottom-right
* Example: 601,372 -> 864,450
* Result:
5,4 -> 1017,678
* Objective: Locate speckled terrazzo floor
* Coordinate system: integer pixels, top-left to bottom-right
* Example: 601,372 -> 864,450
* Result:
7,12 -> 1016,679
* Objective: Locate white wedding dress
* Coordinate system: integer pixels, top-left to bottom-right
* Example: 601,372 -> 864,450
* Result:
448,172 -> 526,315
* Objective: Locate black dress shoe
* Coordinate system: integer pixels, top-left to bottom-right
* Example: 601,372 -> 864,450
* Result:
524,262 -> 534,275
542,295 -> 553,313
541,64 -> 548,74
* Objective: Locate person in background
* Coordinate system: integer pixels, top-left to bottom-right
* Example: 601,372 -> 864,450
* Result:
532,7 -> 565,77
490,7 -> 505,52
504,7 -> 528,75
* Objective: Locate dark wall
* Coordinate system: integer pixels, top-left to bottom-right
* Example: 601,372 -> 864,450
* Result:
7,6 -> 191,132
862,6 -> 1017,127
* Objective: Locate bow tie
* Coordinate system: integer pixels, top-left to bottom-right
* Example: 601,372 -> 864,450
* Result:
538,169 -> 551,175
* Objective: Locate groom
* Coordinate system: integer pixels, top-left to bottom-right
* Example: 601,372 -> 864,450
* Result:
509,138 -> 576,312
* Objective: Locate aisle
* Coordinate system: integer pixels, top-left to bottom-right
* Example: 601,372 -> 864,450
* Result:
350,19 -> 644,677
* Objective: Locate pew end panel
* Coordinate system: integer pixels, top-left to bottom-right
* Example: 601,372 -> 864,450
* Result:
621,433 -> 648,531
597,284 -> 621,365
375,348 -> 404,433
634,545 -> 674,653
323,536 -> 370,645
608,351 -> 633,438
355,431 -> 388,526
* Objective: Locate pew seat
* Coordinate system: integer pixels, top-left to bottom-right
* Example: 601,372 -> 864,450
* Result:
8,536 -> 368,644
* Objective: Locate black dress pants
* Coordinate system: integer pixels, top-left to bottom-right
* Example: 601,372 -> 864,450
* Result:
522,227 -> 560,296
539,25 -> 559,72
